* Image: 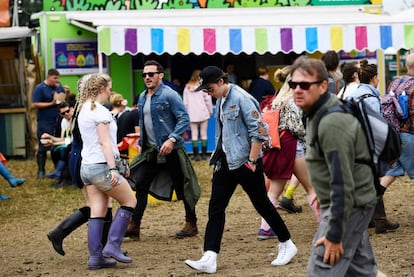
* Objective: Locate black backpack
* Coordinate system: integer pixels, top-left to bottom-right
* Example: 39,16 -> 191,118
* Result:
311,97 -> 402,195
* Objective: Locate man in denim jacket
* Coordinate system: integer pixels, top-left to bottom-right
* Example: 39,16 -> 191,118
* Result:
127,60 -> 200,240
185,66 -> 297,274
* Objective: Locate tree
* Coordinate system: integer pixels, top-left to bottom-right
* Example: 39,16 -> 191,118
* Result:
10,0 -> 42,26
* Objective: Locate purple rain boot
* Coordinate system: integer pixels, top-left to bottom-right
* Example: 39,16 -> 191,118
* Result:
102,207 -> 133,263
87,218 -> 117,270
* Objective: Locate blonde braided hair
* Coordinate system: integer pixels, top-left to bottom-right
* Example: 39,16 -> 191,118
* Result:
77,73 -> 111,111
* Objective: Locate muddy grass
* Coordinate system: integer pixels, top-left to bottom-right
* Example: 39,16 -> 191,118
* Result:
0,158 -> 413,277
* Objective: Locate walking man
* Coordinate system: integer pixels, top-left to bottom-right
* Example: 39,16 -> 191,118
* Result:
377,52 -> 414,233
291,56 -> 386,276
127,60 -> 200,240
185,66 -> 297,274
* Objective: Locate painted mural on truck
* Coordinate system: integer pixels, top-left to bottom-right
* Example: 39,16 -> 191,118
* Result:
44,0 -> 373,11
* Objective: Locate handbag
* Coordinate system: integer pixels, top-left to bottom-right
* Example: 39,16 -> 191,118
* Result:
115,155 -> 129,177
262,102 -> 287,150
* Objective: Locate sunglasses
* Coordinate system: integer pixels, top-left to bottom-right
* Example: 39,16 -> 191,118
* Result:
60,109 -> 70,116
203,87 -> 214,93
142,72 -> 160,78
288,80 -> 323,90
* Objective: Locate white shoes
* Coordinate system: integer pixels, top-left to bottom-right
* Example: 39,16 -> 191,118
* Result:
271,239 -> 297,266
185,250 -> 217,274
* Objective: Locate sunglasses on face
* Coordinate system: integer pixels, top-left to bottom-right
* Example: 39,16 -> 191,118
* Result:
142,72 -> 160,78
203,87 -> 214,93
288,80 -> 323,90
60,109 -> 70,116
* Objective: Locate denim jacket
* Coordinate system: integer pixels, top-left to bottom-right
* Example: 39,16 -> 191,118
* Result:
138,83 -> 190,149
213,84 -> 268,170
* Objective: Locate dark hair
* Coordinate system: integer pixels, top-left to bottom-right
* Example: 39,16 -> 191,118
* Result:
47,68 -> 60,76
144,60 -> 164,73
257,67 -> 268,76
358,59 -> 377,84
341,61 -> 360,84
291,56 -> 329,82
58,101 -> 70,110
321,50 -> 339,71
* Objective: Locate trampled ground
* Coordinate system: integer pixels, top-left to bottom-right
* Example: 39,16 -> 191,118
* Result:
0,158 -> 413,276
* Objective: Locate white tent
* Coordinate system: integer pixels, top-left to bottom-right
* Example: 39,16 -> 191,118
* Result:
0,27 -> 35,40
62,6 -> 414,56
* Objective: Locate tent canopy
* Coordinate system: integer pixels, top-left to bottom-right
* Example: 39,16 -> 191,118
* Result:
64,6 -> 414,55
0,27 -> 35,40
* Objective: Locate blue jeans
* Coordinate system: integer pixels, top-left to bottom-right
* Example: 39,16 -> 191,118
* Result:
204,157 -> 290,253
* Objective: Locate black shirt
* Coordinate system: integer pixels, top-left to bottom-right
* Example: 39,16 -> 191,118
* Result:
116,109 -> 140,143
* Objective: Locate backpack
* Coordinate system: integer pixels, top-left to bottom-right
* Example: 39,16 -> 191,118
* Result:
383,75 -> 414,128
381,92 -> 404,132
311,97 -> 402,195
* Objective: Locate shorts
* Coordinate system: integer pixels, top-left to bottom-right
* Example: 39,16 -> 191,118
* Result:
80,163 -> 125,192
296,141 -> 305,158
385,132 -> 414,179
262,131 -> 297,179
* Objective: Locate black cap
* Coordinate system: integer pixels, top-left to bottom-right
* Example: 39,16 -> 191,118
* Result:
195,66 -> 225,91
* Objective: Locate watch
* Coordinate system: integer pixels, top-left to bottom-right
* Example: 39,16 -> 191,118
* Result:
169,137 -> 177,143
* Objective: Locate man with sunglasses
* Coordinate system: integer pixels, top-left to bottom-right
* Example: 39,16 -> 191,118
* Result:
291,56 -> 385,277
128,60 -> 200,240
185,66 -> 297,274
40,102 -> 74,188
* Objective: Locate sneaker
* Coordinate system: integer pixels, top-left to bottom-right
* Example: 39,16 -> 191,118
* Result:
279,197 -> 302,213
257,228 -> 277,240
271,239 -> 297,266
185,250 -> 217,274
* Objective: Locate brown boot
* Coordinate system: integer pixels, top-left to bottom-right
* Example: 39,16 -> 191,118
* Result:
375,218 -> 400,234
374,196 -> 400,234
124,220 -> 140,240
175,219 -> 198,238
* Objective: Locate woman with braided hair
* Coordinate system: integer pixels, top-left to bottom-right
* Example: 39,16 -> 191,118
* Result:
47,74 -> 119,266
76,73 -> 136,270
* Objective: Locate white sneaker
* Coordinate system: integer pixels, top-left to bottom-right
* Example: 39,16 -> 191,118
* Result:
271,239 -> 297,266
185,250 -> 217,274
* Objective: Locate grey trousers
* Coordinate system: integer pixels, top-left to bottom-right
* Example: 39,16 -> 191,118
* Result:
307,199 -> 378,277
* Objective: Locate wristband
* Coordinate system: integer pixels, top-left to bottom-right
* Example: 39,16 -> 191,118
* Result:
248,158 -> 257,165
109,167 -> 118,172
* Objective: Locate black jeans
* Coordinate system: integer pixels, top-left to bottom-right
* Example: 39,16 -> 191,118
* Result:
204,157 -> 291,253
131,149 -> 197,224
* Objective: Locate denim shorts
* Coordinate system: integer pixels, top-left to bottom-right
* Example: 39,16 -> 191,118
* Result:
296,141 -> 305,158
80,163 -> 125,192
385,132 -> 414,179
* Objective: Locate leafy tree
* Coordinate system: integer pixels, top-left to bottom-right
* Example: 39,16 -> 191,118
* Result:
10,0 -> 43,26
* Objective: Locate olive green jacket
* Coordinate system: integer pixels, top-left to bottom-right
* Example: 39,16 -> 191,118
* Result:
129,146 -> 200,211
304,92 -> 376,243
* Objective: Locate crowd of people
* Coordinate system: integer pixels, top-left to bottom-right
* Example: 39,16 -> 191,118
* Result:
4,51 -> 410,275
